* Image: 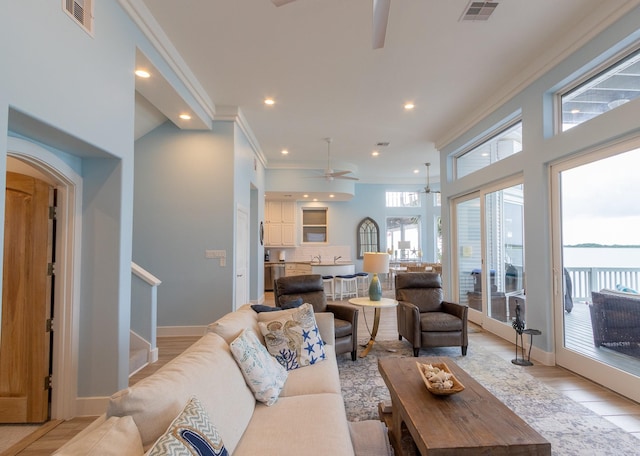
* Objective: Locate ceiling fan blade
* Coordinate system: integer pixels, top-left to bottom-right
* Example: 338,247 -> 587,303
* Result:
372,0 -> 391,49
335,175 -> 359,181
271,0 -> 296,6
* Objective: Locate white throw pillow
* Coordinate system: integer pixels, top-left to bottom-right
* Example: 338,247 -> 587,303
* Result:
230,329 -> 288,406
258,302 -> 326,371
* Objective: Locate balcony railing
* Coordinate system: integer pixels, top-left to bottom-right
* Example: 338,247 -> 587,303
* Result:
565,267 -> 640,302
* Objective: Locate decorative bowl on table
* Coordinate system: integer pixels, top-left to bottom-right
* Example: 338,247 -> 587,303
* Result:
416,362 -> 465,396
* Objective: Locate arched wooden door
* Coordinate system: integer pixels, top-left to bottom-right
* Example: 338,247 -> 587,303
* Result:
0,172 -> 52,423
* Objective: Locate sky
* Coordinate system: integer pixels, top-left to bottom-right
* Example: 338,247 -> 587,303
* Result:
561,147 -> 640,245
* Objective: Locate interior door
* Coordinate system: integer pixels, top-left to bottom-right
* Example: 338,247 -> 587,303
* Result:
0,172 -> 52,423
235,206 -> 249,310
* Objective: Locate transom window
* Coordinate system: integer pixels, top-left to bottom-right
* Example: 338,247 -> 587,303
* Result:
385,191 -> 420,207
455,121 -> 522,179
561,47 -> 640,131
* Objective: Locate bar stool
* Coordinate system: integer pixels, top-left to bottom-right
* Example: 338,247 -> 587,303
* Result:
355,272 -> 369,296
335,274 -> 358,300
322,275 -> 335,301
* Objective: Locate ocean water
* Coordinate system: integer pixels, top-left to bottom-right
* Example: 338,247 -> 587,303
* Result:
563,247 -> 640,268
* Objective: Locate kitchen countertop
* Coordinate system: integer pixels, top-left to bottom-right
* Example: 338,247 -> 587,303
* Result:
265,261 -> 354,265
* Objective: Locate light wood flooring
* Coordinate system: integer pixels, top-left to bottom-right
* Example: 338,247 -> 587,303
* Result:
5,294 -> 640,454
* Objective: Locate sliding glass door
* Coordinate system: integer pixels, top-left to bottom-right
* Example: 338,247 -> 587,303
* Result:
552,143 -> 640,401
453,180 -> 524,327
484,184 -> 525,323
453,195 -> 482,322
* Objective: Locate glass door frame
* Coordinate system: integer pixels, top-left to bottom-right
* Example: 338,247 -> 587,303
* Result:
452,175 -> 525,341
550,137 -> 640,403
451,192 -> 482,325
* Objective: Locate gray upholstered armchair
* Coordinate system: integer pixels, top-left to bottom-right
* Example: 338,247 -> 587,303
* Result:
395,272 -> 468,357
274,274 -> 360,361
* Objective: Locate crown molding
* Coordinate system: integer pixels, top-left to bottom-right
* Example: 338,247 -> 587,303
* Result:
214,106 -> 267,169
118,0 -> 216,120
435,0 -> 640,150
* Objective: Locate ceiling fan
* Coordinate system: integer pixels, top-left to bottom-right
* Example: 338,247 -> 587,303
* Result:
420,162 -> 440,194
313,137 -> 359,181
271,0 -> 391,49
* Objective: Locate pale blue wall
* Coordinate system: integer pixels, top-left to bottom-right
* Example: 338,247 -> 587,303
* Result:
0,0 -> 211,398
440,5 -> 640,353
133,121 -> 238,325
295,184 -> 440,271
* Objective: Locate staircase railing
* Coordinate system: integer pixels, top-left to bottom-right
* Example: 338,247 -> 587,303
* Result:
131,262 -> 162,365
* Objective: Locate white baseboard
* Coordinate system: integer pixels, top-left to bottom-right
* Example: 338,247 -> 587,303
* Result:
157,326 -> 208,337
149,347 -> 159,363
75,396 -> 109,417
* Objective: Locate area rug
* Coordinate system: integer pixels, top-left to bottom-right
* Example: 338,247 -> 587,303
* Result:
337,340 -> 640,456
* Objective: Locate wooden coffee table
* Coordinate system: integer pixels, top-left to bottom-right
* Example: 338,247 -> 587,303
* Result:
378,357 -> 551,456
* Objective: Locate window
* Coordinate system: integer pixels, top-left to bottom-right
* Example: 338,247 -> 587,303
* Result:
356,218 -> 380,259
386,216 -> 421,260
302,208 -> 327,243
385,192 -> 420,208
455,121 -> 522,179
560,47 -> 640,131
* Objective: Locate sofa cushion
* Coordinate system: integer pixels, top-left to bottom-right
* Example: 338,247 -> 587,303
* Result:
232,393 -> 355,456
107,332 -> 255,453
230,329 -> 288,406
148,396 -> 228,456
52,416 -> 143,456
258,303 -> 326,370
420,312 -> 463,332
279,344 -> 341,397
207,304 -> 262,344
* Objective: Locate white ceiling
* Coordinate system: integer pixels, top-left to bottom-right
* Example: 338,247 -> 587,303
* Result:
134,0 -> 639,188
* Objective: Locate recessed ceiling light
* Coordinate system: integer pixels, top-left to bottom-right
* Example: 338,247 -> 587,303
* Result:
303,194 -> 309,198
404,102 -> 415,110
313,198 -> 318,202
413,169 -> 420,174
264,98 -> 275,106
281,149 -> 289,155
329,194 -> 335,198
135,69 -> 150,78
372,150 -> 379,157
179,113 -> 191,120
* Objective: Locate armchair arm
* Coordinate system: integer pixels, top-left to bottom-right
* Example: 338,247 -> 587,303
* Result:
326,302 -> 360,325
397,300 -> 421,346
442,301 -> 468,320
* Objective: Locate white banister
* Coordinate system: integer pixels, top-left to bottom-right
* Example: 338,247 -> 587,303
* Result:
131,261 -> 162,286
130,262 -> 161,375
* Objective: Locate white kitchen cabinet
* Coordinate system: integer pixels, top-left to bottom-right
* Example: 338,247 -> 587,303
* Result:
265,201 -> 296,247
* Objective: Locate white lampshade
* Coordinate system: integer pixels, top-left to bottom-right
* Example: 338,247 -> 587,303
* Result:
398,240 -> 411,249
363,252 -> 390,274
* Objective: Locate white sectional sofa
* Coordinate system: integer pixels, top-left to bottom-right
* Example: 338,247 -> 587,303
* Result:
54,304 -> 388,455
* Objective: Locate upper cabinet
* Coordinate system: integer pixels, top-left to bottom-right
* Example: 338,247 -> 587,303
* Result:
265,201 -> 296,246
302,207 -> 328,244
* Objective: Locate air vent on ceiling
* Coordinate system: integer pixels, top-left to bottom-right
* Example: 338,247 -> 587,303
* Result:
376,142 -> 390,147
63,0 -> 93,35
461,1 -> 499,21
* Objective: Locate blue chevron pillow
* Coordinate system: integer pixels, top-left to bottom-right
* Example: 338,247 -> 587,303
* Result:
148,396 -> 228,456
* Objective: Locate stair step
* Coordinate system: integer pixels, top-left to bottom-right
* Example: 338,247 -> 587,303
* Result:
129,348 -> 148,376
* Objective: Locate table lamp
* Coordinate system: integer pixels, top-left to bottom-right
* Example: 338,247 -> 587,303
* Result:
363,252 -> 390,301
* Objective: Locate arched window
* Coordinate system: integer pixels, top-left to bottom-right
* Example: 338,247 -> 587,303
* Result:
357,217 -> 380,259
